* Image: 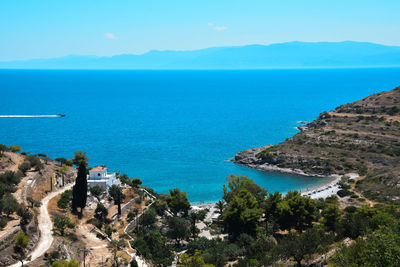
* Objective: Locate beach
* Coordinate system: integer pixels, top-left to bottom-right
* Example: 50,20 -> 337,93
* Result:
301,173 -> 359,199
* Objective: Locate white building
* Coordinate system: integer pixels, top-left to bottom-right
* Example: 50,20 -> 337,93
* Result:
87,166 -> 120,190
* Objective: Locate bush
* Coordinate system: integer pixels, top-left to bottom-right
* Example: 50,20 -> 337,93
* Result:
9,145 -> 21,153
26,155 -> 43,171
127,211 -> 137,222
337,189 -> 352,198
0,217 -> 7,229
87,218 -> 103,229
18,162 -> 31,174
57,189 -> 72,209
344,206 -> 357,213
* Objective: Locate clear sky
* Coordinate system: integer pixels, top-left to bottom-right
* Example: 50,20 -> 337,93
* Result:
1,0 -> 399,61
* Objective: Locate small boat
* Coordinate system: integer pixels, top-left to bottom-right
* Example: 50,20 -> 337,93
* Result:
57,114 -> 66,117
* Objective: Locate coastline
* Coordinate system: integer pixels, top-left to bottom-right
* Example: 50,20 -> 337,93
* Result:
231,145 -> 336,178
233,160 -> 338,178
231,146 -> 358,199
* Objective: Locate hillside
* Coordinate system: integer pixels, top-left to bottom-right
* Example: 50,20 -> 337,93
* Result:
2,41 -> 400,69
234,86 -> 400,203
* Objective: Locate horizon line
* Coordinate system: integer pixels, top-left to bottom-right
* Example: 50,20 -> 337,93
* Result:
1,40 -> 398,63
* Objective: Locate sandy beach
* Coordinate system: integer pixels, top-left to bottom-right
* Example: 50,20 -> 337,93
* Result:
301,173 -> 359,199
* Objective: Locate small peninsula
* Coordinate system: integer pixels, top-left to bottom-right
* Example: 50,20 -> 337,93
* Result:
234,86 -> 400,203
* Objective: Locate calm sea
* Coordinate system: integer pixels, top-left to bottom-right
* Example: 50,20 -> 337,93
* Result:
1,68 -> 399,202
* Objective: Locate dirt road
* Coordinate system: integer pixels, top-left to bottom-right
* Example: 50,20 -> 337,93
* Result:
10,184 -> 73,267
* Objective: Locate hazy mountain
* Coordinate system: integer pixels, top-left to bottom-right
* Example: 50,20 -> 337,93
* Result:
2,41 -> 400,69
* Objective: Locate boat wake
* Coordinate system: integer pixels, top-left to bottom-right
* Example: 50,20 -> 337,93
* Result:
0,114 -> 65,118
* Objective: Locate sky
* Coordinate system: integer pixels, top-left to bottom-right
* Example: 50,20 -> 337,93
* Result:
1,0 -> 400,61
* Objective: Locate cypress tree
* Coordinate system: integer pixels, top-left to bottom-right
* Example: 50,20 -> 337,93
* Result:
72,162 -> 88,214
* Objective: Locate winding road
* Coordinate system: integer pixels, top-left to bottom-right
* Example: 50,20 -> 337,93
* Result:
10,184 -> 73,267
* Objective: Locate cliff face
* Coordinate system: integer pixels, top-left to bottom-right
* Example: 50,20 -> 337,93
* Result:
234,86 -> 400,202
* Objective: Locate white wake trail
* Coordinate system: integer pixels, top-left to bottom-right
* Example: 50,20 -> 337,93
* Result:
0,115 -> 62,118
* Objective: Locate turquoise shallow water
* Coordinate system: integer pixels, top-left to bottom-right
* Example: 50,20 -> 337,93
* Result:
0,69 -> 399,202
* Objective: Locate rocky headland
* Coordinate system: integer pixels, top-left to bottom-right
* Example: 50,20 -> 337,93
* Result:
234,86 -> 400,203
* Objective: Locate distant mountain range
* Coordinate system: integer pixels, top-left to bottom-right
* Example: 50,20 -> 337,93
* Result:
2,41 -> 400,69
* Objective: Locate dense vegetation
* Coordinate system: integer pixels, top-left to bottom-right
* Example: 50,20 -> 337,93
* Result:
125,174 -> 400,266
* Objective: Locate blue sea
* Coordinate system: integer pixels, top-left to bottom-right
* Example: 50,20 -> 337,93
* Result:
1,68 -> 399,202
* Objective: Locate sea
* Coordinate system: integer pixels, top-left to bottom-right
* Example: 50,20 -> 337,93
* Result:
1,68 -> 399,202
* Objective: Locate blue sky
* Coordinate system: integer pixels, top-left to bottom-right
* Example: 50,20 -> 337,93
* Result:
1,0 -> 399,61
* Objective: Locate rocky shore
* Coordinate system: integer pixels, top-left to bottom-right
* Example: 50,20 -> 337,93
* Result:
232,86 -> 400,203
233,145 -> 336,178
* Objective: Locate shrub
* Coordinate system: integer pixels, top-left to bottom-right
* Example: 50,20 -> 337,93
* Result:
9,145 -> 21,153
87,218 -> 102,229
337,189 -> 352,198
26,155 -> 43,171
18,162 -> 31,174
57,189 -> 72,209
0,217 -> 7,229
344,206 -> 357,213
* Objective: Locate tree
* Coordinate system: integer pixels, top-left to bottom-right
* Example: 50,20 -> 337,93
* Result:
26,196 -> 41,208
179,250 -> 215,267
130,178 -> 142,188
14,231 -> 31,267
167,188 -> 191,216
55,158 -> 69,166
71,162 -> 87,214
369,212 -> 397,231
18,162 -> 31,174
1,193 -> 20,217
108,184 -> 125,215
276,191 -> 317,232
215,200 -> 225,214
276,227 -> 325,267
222,188 -> 262,238
197,210 -> 207,221
17,205 -> 33,228
57,189 -> 72,210
0,171 -> 23,194
0,144 -> 9,155
25,155 -> 43,171
265,191 -> 282,219
168,216 -> 190,245
337,209 -> 371,239
51,259 -> 79,267
9,145 -> 22,153
189,212 -> 200,238
105,225 -> 114,238
140,208 -> 157,227
223,174 -> 267,204
53,214 -> 75,236
94,202 -> 108,224
131,229 -> 174,266
89,185 -> 103,201
119,173 -> 130,184
332,227 -> 400,267
153,199 -> 168,216
44,250 -> 61,266
322,201 -> 341,232
71,151 -> 89,167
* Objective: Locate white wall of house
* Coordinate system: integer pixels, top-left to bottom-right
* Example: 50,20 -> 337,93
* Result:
89,170 -> 107,180
87,167 -> 120,189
